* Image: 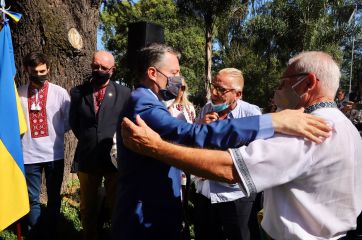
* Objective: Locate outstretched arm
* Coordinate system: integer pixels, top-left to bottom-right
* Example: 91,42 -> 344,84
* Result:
121,115 -> 239,183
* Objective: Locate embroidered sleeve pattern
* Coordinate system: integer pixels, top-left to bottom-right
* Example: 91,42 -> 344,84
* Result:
229,148 -> 257,197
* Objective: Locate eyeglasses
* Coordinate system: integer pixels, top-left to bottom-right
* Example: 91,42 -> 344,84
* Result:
91,63 -> 113,72
210,83 -> 235,95
278,72 -> 311,89
280,72 -> 309,80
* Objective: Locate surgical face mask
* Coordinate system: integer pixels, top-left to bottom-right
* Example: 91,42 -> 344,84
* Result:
30,74 -> 48,85
92,71 -> 111,85
273,76 -> 307,110
157,69 -> 183,101
210,101 -> 229,112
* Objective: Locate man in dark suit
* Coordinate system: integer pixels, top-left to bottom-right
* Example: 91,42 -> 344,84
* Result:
69,51 -> 130,240
111,43 -> 331,240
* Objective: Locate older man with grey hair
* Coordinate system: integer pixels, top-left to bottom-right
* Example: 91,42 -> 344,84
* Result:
195,68 -> 262,240
121,51 -> 362,240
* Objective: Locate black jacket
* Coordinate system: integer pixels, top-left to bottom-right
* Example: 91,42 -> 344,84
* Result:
69,80 -> 130,173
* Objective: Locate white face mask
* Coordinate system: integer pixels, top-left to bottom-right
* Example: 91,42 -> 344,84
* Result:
273,76 -> 307,110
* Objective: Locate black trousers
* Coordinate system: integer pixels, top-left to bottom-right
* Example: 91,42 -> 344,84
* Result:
194,193 -> 261,240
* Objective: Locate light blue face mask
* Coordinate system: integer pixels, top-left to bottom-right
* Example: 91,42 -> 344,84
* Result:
210,102 -> 229,112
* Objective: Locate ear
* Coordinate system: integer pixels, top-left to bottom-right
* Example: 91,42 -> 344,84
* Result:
236,91 -> 242,99
147,67 -> 157,81
110,66 -> 115,74
306,72 -> 318,91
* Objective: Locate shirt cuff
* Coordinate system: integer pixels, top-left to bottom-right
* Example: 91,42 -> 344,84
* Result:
255,114 -> 274,140
228,148 -> 257,197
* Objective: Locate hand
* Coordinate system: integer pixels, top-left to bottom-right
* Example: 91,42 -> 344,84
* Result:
200,112 -> 219,124
271,108 -> 332,144
121,115 -> 162,156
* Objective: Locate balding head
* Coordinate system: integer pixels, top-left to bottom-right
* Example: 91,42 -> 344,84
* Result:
92,51 -> 115,69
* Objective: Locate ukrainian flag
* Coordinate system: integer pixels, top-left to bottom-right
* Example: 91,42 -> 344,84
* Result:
0,21 -> 29,231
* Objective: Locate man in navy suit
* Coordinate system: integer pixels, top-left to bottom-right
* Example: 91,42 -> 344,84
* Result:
70,51 -> 131,240
112,44 -> 330,240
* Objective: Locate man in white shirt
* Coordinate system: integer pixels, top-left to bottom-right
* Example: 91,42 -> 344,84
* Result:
18,52 -> 70,240
121,51 -> 362,240
195,68 -> 261,240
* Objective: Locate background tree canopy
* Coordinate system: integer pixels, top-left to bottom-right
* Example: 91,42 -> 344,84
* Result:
101,0 -> 362,109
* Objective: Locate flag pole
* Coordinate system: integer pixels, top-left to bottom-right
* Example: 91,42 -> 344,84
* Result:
16,221 -> 22,240
0,0 -> 29,240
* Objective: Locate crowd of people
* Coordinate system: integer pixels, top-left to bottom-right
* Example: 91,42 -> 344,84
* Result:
16,45 -> 362,240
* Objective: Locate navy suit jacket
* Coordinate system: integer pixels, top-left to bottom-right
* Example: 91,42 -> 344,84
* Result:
113,86 -> 271,240
69,81 -> 130,173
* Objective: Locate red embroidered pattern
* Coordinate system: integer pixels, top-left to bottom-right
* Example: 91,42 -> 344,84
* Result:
175,103 -> 195,122
93,86 -> 107,114
28,82 -> 49,138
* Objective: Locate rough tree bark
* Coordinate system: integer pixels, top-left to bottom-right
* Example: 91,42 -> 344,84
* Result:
7,0 -> 101,194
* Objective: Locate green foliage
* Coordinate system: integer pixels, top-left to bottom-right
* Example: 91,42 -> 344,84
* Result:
101,0 -> 362,107
177,0 -> 248,87
0,230 -> 17,240
101,0 -> 205,98
216,0 -> 361,108
60,201 -> 82,232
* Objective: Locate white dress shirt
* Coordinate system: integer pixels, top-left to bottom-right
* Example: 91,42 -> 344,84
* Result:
229,107 -> 362,239
19,82 -> 70,164
195,99 -> 261,203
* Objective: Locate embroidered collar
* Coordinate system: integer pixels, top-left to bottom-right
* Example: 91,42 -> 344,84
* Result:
304,101 -> 337,113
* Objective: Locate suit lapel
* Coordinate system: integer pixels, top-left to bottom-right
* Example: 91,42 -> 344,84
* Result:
98,82 -> 114,120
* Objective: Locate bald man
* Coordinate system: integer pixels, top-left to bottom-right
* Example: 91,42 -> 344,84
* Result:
69,51 -> 131,240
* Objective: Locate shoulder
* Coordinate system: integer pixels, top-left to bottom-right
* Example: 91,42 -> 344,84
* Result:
238,100 -> 261,115
70,81 -> 90,97
18,84 -> 28,92
111,81 -> 131,95
49,82 -> 67,92
131,87 -> 164,110
18,84 -> 29,97
131,87 -> 155,101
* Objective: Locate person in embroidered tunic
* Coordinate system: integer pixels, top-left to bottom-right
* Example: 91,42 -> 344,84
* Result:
69,51 -> 131,240
18,52 -> 70,240
165,79 -> 196,124
120,51 -> 362,240
194,68 -> 262,240
112,44 -> 332,240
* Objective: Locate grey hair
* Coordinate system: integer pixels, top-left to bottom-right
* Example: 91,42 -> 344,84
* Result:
135,43 -> 180,80
288,51 -> 340,97
217,68 -> 244,91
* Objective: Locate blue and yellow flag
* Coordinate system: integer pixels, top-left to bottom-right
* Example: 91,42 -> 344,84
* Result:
0,21 -> 29,231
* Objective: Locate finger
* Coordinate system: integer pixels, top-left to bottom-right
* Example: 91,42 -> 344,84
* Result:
306,116 -> 332,133
136,115 -> 154,134
122,117 -> 138,132
135,114 -> 147,127
122,117 -> 133,127
121,119 -> 131,141
303,130 -> 323,144
209,115 -> 218,121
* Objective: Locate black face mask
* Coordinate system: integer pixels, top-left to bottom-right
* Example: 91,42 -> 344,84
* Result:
92,71 -> 111,85
30,74 -> 48,85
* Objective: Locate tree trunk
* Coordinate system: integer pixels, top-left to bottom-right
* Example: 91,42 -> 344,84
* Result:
204,14 -> 213,99
8,0 -> 101,195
